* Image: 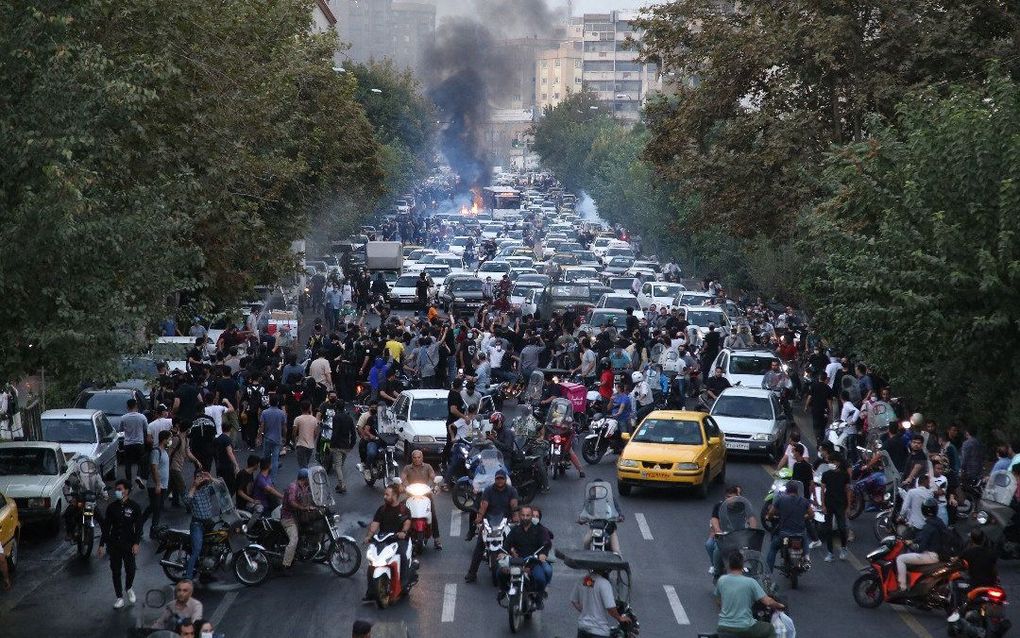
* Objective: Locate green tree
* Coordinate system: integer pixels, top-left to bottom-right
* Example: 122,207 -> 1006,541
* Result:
531,91 -> 611,192
807,73 -> 1020,437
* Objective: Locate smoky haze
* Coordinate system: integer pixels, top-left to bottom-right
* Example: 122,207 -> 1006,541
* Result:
424,0 -> 561,187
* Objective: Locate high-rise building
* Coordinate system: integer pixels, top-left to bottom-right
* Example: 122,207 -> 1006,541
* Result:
571,10 -> 660,121
334,0 -> 436,77
535,40 -> 583,112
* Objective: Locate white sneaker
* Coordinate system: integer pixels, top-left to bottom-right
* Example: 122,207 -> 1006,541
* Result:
113,598 -> 126,609
809,540 -> 822,549
708,566 -> 716,575
947,612 -> 960,623
838,548 -> 848,561
126,588 -> 136,604
824,552 -> 834,562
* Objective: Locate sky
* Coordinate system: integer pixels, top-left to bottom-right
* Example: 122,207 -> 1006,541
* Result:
432,1 -> 655,19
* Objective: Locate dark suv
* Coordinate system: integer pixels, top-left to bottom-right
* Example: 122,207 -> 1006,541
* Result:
442,277 -> 487,314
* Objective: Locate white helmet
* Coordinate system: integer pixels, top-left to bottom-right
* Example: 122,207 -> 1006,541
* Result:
631,371 -> 644,383
909,413 -> 924,428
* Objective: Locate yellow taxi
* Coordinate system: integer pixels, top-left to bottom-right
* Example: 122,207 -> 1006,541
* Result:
616,410 -> 726,498
0,489 -> 20,573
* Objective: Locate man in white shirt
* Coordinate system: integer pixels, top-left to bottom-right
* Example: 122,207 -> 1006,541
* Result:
147,404 -> 174,446
899,474 -> 934,532
203,399 -> 233,437
309,355 -> 333,391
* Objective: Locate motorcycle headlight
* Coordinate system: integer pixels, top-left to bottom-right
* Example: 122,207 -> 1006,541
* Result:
618,459 -> 639,468
677,462 -> 700,471
976,511 -> 989,525
751,433 -> 772,442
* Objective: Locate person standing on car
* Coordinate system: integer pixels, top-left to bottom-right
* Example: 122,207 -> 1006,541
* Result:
97,479 -> 143,609
120,399 -> 148,485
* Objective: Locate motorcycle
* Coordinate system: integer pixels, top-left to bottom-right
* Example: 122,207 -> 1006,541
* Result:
581,413 -> 625,465
499,550 -> 550,633
405,477 -> 444,556
957,470 -> 1020,560
365,532 -> 419,609
156,478 -> 250,584
578,479 -> 623,553
64,457 -> 105,559
544,397 -> 575,479
948,582 -> 1011,638
776,534 -> 809,589
452,442 -> 508,512
714,528 -> 774,599
848,447 -> 901,520
481,514 -> 511,584
852,536 -> 963,610
824,420 -> 852,455
761,471 -> 826,535
358,432 -> 402,488
238,465 -> 361,584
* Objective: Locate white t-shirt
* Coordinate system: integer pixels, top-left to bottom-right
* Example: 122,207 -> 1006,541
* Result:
571,574 -> 617,636
204,405 -> 228,436
825,361 -> 842,387
487,345 -> 506,369
147,417 -> 173,444
580,349 -> 597,376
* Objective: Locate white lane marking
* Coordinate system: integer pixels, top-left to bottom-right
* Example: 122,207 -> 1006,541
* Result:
634,513 -> 653,540
450,510 -> 462,538
209,591 -> 238,627
441,583 -> 457,622
663,585 -> 690,625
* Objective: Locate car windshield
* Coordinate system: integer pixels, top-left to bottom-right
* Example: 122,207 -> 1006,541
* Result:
424,266 -> 450,277
610,280 -> 632,292
451,279 -> 484,292
593,238 -> 611,247
418,254 -> 438,265
576,251 -> 597,262
78,392 -> 131,416
712,396 -> 773,420
0,448 -> 59,476
632,419 -> 704,445
551,285 -> 589,299
150,342 -> 191,359
407,250 -> 430,260
677,293 -> 711,306
685,310 -> 724,326
589,312 -> 625,327
479,262 -> 509,272
41,419 -> 97,443
602,296 -> 638,311
438,257 -> 462,268
730,356 -> 777,375
650,284 -> 684,297
395,276 -> 419,287
410,398 -> 449,421
517,275 -> 549,286
450,238 -> 470,246
512,284 -> 541,296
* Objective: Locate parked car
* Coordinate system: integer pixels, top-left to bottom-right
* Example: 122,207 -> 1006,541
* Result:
637,282 -> 686,310
710,349 -> 782,388
39,409 -> 118,479
708,387 -> 790,461
73,387 -> 148,431
0,490 -> 19,573
616,410 -> 726,498
0,442 -> 75,530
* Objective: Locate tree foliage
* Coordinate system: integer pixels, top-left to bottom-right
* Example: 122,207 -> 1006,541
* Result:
0,0 -> 386,386
807,73 -> 1020,435
531,92 -> 612,193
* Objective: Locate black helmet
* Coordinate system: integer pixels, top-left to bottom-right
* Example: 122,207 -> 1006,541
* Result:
921,497 -> 939,519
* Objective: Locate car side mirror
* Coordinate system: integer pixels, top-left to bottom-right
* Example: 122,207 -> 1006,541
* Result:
708,437 -> 721,445
620,432 -> 631,441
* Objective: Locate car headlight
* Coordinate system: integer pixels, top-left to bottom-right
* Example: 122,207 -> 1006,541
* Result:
454,297 -> 465,302
976,511 -> 989,525
618,459 -> 639,468
27,497 -> 50,509
751,433 -> 772,442
413,435 -> 436,443
677,462 -> 700,471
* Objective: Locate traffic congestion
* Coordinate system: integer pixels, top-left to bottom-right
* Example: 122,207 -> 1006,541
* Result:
2,169 -> 1018,638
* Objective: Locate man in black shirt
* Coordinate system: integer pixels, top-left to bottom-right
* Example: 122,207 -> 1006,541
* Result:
362,485 -> 411,598
319,391 -> 355,494
188,407 -> 218,473
901,434 -> 929,487
441,378 -> 466,469
173,376 -> 201,425
704,367 -> 731,401
379,368 -> 402,406
98,479 -> 143,608
500,505 -> 553,607
881,421 -> 909,474
804,371 -> 831,442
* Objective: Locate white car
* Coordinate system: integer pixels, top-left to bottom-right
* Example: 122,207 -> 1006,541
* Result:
0,441 -> 75,528
421,265 -> 451,291
580,308 -> 629,334
637,282 -> 686,310
671,290 -> 714,309
481,223 -> 503,239
510,282 -> 544,312
402,252 -> 440,275
679,305 -> 731,336
403,248 -> 436,271
383,390 -> 496,462
504,256 -> 535,270
562,267 -> 601,285
595,293 -> 644,320
709,387 -> 790,461
710,348 -> 782,388
476,260 -> 512,279
433,253 -> 465,274
445,237 -> 473,258
591,237 -> 630,260
39,408 -> 120,479
391,274 -> 431,306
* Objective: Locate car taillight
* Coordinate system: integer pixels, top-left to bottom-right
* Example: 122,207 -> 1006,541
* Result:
988,588 -> 1006,602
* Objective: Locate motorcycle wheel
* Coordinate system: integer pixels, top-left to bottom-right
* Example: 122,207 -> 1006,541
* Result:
161,548 -> 188,583
873,510 -> 894,542
76,526 -> 94,559
412,538 -> 424,557
508,593 -> 524,633
847,491 -> 865,520
852,573 -> 884,608
328,537 -> 362,577
452,483 -> 476,512
581,439 -> 605,465
374,575 -> 392,609
233,548 -> 270,586
517,478 -> 539,505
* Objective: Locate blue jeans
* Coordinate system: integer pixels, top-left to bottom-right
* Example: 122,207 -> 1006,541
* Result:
530,560 -> 552,592
263,439 -> 281,483
705,537 -> 717,563
365,441 -> 379,466
766,533 -> 804,572
184,518 -> 207,579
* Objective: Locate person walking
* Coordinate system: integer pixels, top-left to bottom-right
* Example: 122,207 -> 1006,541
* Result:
120,399 -> 148,484
319,391 -> 355,494
257,395 -> 287,483
293,401 -> 319,469
143,430 -> 171,539
97,479 -> 143,608
820,455 -> 851,561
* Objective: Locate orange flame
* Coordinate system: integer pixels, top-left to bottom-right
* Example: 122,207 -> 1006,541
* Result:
471,187 -> 483,213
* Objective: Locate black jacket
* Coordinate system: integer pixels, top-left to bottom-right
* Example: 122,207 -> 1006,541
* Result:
99,498 -> 143,547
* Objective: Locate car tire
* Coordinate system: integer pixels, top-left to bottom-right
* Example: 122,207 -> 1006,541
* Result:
695,470 -> 710,499
618,481 -> 632,496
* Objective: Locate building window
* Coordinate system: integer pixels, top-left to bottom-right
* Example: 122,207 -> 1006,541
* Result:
554,92 -> 559,99
555,59 -> 560,67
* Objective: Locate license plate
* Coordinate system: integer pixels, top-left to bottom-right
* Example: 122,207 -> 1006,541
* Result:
640,470 -> 672,480
726,440 -> 750,450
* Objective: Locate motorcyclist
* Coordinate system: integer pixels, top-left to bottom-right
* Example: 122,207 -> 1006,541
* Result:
487,412 -> 516,457
894,497 -> 945,592
63,456 -> 107,542
578,480 -> 625,554
765,481 -> 813,575
707,485 -> 759,575
399,449 -> 442,551
715,551 -> 785,638
465,468 -> 519,583
281,468 -> 316,574
499,505 -> 553,609
362,484 -> 412,600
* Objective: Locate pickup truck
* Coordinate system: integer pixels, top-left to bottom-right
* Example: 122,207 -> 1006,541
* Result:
0,441 -> 75,530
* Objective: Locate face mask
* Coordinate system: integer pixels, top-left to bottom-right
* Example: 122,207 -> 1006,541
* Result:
202,633 -> 214,638
114,489 -> 124,500
531,517 -> 540,527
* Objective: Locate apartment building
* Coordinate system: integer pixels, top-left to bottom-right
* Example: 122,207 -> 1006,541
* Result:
535,40 -> 584,112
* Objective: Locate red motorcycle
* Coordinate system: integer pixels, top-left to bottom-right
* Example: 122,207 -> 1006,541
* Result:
852,537 -> 963,610
948,583 -> 1010,637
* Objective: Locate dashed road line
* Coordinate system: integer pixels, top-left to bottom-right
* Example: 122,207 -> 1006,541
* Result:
450,510 -> 462,538
663,585 -> 690,624
441,583 -> 457,622
634,513 -> 653,540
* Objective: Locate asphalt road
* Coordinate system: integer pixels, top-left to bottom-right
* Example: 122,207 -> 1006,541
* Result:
4,312 -> 1020,637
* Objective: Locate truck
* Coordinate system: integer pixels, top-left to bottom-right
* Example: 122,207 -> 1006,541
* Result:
365,241 -> 403,271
